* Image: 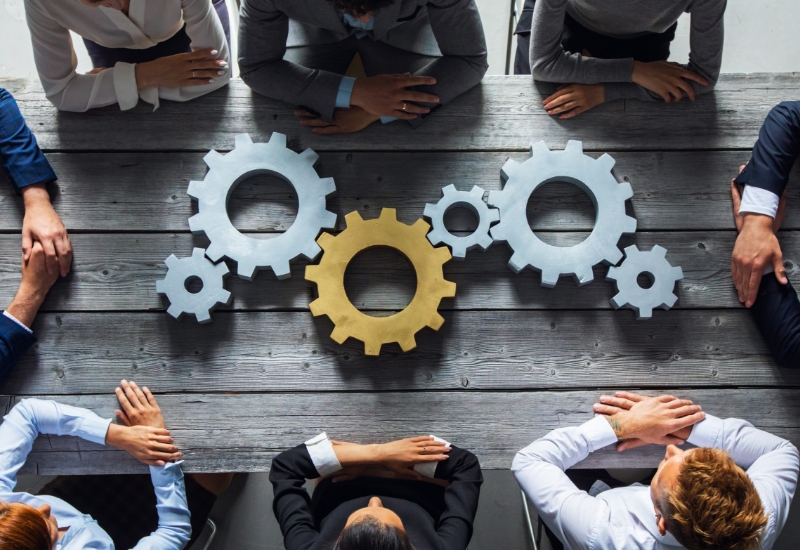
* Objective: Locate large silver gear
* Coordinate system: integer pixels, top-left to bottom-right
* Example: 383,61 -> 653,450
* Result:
423,184 -> 499,259
188,133 -> 337,280
606,245 -> 684,320
488,141 -> 637,287
156,248 -> 232,323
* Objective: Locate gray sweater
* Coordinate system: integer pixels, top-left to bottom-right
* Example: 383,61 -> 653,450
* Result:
530,0 -> 726,102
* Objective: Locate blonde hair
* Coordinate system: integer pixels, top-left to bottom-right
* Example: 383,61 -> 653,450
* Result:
664,448 -> 768,550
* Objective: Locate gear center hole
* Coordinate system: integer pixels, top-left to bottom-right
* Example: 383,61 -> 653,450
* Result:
637,271 -> 655,290
443,203 -> 479,237
184,276 -> 204,294
527,179 -> 596,247
344,246 -> 418,317
227,172 -> 298,238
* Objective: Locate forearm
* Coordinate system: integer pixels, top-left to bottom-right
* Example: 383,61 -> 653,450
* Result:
6,284 -> 46,329
131,463 -> 191,549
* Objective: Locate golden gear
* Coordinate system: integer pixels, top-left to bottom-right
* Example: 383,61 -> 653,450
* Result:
306,208 -> 456,355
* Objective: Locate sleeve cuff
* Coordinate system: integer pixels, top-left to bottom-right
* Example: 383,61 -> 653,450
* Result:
581,416 -> 619,452
739,185 -> 780,218
686,414 -> 723,448
414,435 -> 450,478
112,62 -> 141,111
79,416 -> 113,446
150,460 -> 185,487
380,116 -> 398,124
335,77 -> 356,109
3,311 -> 32,334
305,432 -> 342,476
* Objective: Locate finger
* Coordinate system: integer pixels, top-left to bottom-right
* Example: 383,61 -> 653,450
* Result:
657,394 -> 678,403
300,118 -> 332,127
666,399 -> 694,408
313,126 -> 344,135
391,110 -> 418,121
129,381 -> 149,406
745,262 -> 765,308
186,48 -> 218,60
294,109 -> 316,118
598,395 -> 636,409
148,450 -> 183,460
115,386 -> 135,416
670,411 -> 706,432
152,434 -> 174,444
21,230 -> 32,261
56,236 -> 72,277
410,436 -> 435,442
614,391 -> 646,402
669,404 -> 703,418
398,76 -> 437,88
150,442 -> 180,453
396,102 -> 430,115
188,59 -> 229,70
547,100 -> 579,115
559,104 -> 589,119
731,182 -> 744,232
154,428 -> 171,437
774,250 -> 788,285
592,403 -> 624,415
402,91 -> 440,104
616,439 -> 650,452
660,435 -> 686,446
142,387 -> 158,407
41,239 -> 57,276
543,91 -> 573,108
678,69 -> 709,86
189,69 -> 227,79
121,379 -> 144,408
114,409 -> 131,426
416,439 -> 446,447
673,77 -> 696,101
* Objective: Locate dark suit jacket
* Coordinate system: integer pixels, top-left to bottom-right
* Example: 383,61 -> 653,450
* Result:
751,274 -> 800,368
0,313 -> 36,385
270,443 -> 483,550
238,0 -> 488,124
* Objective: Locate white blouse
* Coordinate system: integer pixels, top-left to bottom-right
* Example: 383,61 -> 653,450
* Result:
24,0 -> 230,112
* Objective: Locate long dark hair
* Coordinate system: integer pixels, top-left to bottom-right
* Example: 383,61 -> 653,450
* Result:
334,516 -> 413,550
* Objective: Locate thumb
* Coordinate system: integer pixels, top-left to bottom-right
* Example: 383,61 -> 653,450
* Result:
21,230 -> 33,261
774,251 -> 788,285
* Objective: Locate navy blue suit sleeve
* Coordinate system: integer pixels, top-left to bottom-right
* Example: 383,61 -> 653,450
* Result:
750,274 -> 800,368
0,313 -> 37,385
0,88 -> 57,193
734,101 -> 800,197
269,444 -> 322,550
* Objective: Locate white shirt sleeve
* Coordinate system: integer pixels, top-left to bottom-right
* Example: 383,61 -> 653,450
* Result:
3,311 -> 32,334
739,185 -> 781,219
512,416 -> 618,550
687,415 -> 799,549
305,432 -> 343,477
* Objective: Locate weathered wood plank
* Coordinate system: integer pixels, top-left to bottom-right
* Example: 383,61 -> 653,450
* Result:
8,390 -> 800,473
3,74 -> 796,152
1,231 -> 797,311
1,151 -> 798,232
6,309 -> 794,395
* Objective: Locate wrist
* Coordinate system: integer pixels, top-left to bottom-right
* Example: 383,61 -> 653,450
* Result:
6,288 -> 46,328
350,79 -> 366,108
135,62 -> 156,90
105,423 -> 125,448
21,184 -> 51,208
604,415 -> 625,440
742,213 -> 775,230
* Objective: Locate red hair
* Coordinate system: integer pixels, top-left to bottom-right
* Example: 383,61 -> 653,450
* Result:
0,502 -> 51,550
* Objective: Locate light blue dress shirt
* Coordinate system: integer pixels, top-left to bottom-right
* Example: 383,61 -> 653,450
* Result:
0,399 -> 191,550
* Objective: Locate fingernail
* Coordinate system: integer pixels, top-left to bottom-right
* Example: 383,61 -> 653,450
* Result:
217,70 -> 225,75
219,61 -> 229,67
121,379 -> 127,384
211,50 -> 219,55
209,79 -> 215,83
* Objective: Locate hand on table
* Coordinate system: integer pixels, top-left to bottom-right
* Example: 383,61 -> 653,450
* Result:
115,379 -> 167,429
135,48 -> 228,89
295,107 -> 379,135
350,73 -> 439,120
731,167 -> 789,307
6,241 -> 61,328
543,84 -> 604,119
21,183 -> 71,277
592,391 -> 705,452
331,436 -> 450,481
632,61 -> 708,103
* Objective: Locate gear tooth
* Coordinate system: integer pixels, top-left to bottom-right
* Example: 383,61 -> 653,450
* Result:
187,213 -> 205,234
606,247 -> 623,265
379,208 -> 397,221
427,228 -> 446,246
663,294 -> 678,308
165,254 -> 180,269
234,133 -> 253,148
508,252 -> 527,274
398,335 -> 417,352
487,208 -> 500,223
269,132 -> 287,147
442,280 -> 457,298
487,189 -> 502,207
652,245 -> 667,258
596,153 -> 616,172
623,216 -> 637,234
364,340 -> 382,356
237,262 -> 257,281
477,234 -> 494,250
637,307 -> 653,320
320,210 -> 337,230
301,242 -> 322,261
624,245 -> 639,257
330,326 -> 350,344
451,245 -> 467,259
203,149 -> 225,170
530,141 -> 551,156
429,312 -> 446,330
308,298 -> 325,316
469,185 -> 485,199
490,224 -> 507,241
540,270 -> 560,288
606,266 -> 619,282
299,148 -> 319,166
191,248 -> 206,259
166,304 -> 183,320
435,246 -> 452,264
423,204 -> 437,219
609,293 -> 625,309
442,184 -> 457,197
205,242 -> 225,262
317,232 -> 335,250
217,289 -> 232,305
500,158 -> 519,180
672,266 -> 684,280
412,218 -> 430,236
156,280 -> 167,294
272,261 -> 291,280
617,181 -> 634,201
187,180 -> 205,200
564,140 -> 583,154
305,265 -> 320,282
320,177 -> 337,197
215,261 -> 230,276
575,267 -> 595,286
195,310 -> 212,324
345,211 -> 364,227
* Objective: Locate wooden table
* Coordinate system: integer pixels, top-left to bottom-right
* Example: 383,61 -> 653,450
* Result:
1,75 -> 799,474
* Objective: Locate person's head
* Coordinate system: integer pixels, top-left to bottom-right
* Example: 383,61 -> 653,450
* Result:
77,0 -> 128,10
334,497 -> 412,550
0,502 -> 56,550
650,446 -> 768,550
326,0 -> 394,19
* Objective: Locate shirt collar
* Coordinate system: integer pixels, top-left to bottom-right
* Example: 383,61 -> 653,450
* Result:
629,489 -> 684,547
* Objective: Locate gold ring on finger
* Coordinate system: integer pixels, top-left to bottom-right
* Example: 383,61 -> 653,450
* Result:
402,102 -> 407,111
192,70 -> 197,78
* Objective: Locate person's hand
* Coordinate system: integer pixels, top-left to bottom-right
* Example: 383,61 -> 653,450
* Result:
374,436 -> 450,480
6,241 -> 61,328
592,391 -> 705,451
105,423 -> 181,466
115,380 -> 166,429
135,48 -> 228,90
295,107 -> 380,135
632,61 -> 708,103
731,170 -> 788,307
350,73 -> 439,120
542,84 -> 604,119
21,184 -> 72,277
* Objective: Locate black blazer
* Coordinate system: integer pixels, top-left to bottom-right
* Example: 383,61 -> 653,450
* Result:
269,444 -> 483,550
751,274 -> 800,368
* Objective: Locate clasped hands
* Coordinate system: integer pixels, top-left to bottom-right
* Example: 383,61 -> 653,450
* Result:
592,391 -> 706,452
295,73 -> 440,135
328,436 -> 451,482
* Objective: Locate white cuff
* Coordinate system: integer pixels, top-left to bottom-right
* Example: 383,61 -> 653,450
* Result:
686,414 -> 723,448
414,435 -> 450,478
3,311 -> 32,334
139,87 -> 161,111
581,416 -> 620,452
739,186 -> 780,218
112,62 -> 141,111
305,432 -> 342,477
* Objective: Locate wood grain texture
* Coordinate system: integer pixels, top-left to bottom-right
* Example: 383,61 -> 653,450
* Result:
3,75 -> 798,152
1,151 -> 798,232
1,231 -> 798,311
5,309 -> 794,395
7,389 -> 800,473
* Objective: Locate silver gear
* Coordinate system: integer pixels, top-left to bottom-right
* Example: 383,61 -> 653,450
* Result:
423,184 -> 499,259
488,141 -> 637,287
188,133 -> 337,280
606,245 -> 684,320
156,248 -> 232,323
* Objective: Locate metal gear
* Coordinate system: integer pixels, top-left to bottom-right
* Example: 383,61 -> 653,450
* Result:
606,245 -> 684,320
423,184 -> 499,259
305,208 -> 456,355
188,132 -> 337,280
156,248 -> 232,323
488,140 -> 637,287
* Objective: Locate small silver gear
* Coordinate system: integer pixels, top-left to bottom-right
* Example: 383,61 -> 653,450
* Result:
606,245 -> 684,320
488,141 -> 637,287
156,248 -> 232,323
188,133 -> 337,280
423,184 -> 499,259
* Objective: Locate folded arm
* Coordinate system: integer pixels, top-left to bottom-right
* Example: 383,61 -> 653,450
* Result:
749,274 -> 800,368
0,313 -> 37,386
432,445 -> 483,550
132,463 -> 192,550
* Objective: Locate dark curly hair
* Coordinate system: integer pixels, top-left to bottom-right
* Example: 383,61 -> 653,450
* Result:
326,0 -> 395,15
333,516 -> 413,550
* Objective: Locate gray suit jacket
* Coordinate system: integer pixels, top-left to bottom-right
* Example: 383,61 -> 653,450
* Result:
238,0 -> 488,125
